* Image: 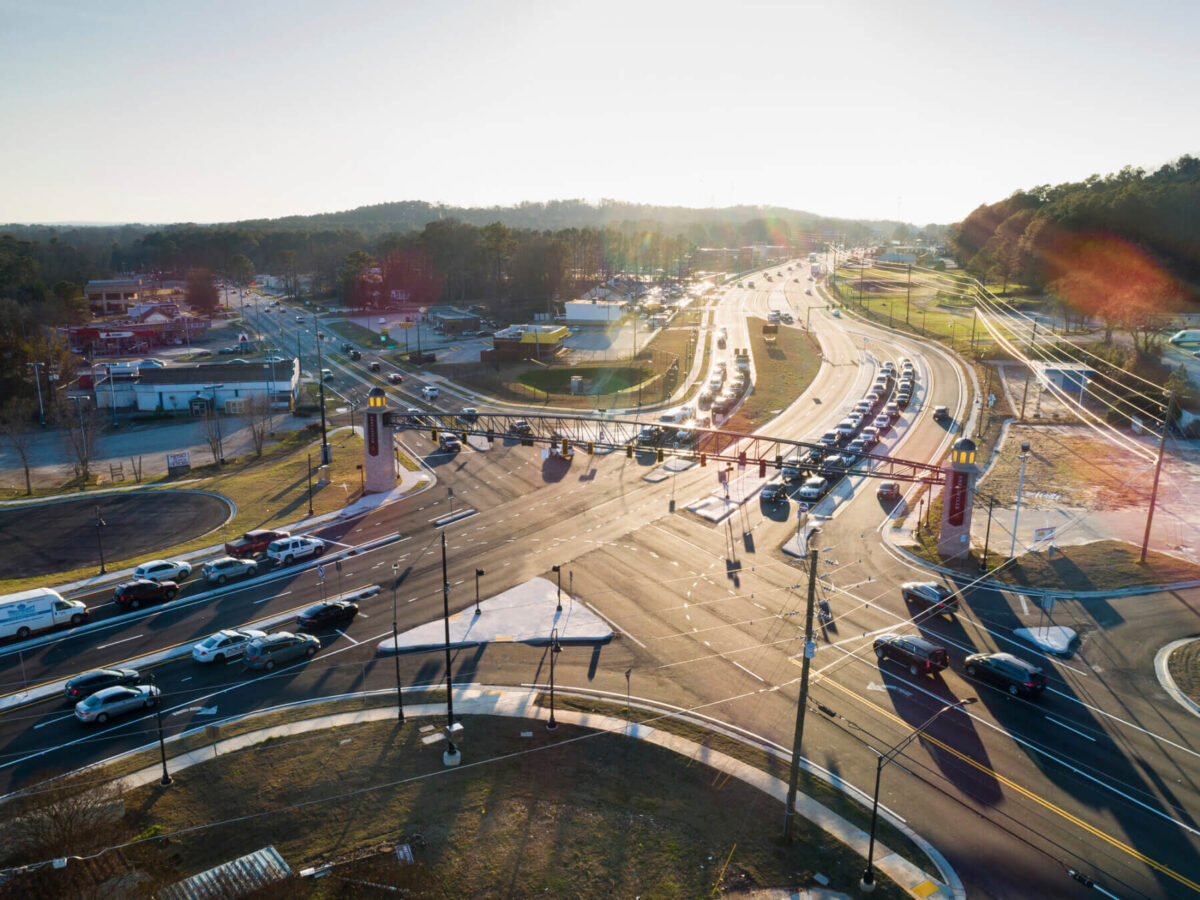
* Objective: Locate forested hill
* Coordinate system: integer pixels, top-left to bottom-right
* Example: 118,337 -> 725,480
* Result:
3,199 -> 912,246
950,154 -> 1200,293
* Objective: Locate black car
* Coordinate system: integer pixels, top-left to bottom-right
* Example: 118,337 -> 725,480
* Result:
761,482 -> 785,503
803,447 -> 824,466
636,426 -> 663,445
511,420 -> 533,437
901,581 -> 959,613
964,652 -> 1048,697
819,454 -> 851,478
895,392 -> 912,410
874,634 -> 949,675
63,667 -> 141,702
113,577 -> 179,609
349,349 -> 362,360
296,600 -> 359,630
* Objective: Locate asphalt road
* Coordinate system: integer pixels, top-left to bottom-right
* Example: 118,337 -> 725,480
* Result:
1,269 -> 1198,898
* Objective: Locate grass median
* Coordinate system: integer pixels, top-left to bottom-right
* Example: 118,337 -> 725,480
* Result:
724,319 -> 821,432
30,704 -> 916,898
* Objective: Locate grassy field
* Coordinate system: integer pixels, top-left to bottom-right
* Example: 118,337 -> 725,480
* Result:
324,319 -> 387,349
520,365 -> 653,394
1168,640 -> 1200,704
51,713 -> 914,899
724,319 -> 822,432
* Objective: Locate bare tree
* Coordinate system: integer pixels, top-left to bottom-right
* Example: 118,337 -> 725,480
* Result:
201,408 -> 225,465
241,394 -> 272,457
0,399 -> 38,495
61,402 -> 102,485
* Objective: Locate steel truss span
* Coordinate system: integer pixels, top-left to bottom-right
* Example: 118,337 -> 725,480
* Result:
386,412 -> 946,486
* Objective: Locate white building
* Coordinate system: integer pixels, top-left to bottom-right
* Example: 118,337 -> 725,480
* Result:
91,360 -> 299,414
563,299 -> 625,324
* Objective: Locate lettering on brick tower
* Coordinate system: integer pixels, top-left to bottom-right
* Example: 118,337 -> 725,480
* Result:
947,470 -> 968,526
367,413 -> 379,456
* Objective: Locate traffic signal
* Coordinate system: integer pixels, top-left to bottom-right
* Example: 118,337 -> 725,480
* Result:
431,427 -> 438,442
656,448 -> 664,463
461,431 -> 469,443
626,444 -> 634,458
775,455 -> 783,470
561,438 -> 570,455
758,459 -> 767,477
700,453 -> 707,467
587,441 -> 594,455
738,451 -> 747,467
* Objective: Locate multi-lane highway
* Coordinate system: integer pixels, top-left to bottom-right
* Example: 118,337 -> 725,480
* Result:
4,266 -> 1200,898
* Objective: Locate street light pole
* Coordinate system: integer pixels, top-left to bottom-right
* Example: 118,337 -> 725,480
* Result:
1009,441 -> 1031,559
474,568 -> 485,615
391,563 -> 405,722
440,534 -> 460,764
316,332 -> 331,465
547,627 -> 561,730
783,547 -> 820,841
307,452 -> 314,515
980,495 -> 995,572
107,364 -> 118,426
552,565 -> 562,612
150,674 -> 172,786
95,505 -> 106,575
861,699 -> 976,889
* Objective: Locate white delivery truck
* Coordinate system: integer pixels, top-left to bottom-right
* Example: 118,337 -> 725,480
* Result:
0,587 -> 88,640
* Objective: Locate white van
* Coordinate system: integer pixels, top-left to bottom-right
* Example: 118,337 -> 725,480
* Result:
1170,330 -> 1200,345
422,385 -> 439,400
0,588 -> 88,641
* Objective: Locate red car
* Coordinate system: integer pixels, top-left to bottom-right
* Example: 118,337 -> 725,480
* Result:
224,529 -> 290,559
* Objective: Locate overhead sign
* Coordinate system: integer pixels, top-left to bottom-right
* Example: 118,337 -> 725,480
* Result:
1034,526 -> 1056,543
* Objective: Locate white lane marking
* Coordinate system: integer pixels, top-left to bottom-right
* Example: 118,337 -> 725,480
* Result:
1018,594 -> 1030,615
1046,716 -> 1096,742
34,713 -> 74,729
732,661 -> 765,683
95,634 -> 142,650
335,629 -> 360,646
180,677 -> 192,682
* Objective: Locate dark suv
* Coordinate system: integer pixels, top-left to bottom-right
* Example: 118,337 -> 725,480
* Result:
63,667 -> 141,702
873,634 -> 949,675
964,652 -> 1048,697
114,578 -> 178,609
900,581 -> 959,613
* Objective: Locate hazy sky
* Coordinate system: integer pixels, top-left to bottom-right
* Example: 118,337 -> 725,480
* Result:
2,0 -> 1197,226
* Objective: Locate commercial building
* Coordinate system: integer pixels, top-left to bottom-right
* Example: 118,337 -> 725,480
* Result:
563,299 -> 624,324
428,307 -> 480,335
85,360 -> 299,415
62,304 -> 210,355
483,325 -> 569,362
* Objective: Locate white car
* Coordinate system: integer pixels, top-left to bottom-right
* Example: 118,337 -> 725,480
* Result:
192,628 -> 268,664
265,536 -> 326,565
422,385 -> 439,400
797,476 -> 828,501
133,559 -> 192,582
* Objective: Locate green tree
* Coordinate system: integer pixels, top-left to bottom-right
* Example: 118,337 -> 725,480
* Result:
50,281 -> 89,325
339,250 -> 372,304
227,253 -> 254,286
185,268 -> 219,314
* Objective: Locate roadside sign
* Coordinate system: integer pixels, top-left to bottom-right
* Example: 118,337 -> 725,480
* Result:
1034,526 -> 1056,543
316,564 -> 326,582
796,502 -> 810,514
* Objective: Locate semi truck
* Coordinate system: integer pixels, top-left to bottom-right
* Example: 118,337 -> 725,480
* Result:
0,587 -> 89,640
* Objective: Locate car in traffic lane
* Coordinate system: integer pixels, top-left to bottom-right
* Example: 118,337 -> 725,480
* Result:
874,633 -> 949,675
901,581 -> 959,613
264,536 -> 326,565
244,632 -> 321,670
296,600 -> 359,630
964,652 -> 1048,697
63,667 -> 141,702
203,556 -> 259,585
133,559 -> 192,582
113,577 -> 179,610
192,629 -> 268,663
75,684 -> 160,724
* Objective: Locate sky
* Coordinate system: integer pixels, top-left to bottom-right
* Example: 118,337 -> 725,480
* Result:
2,0 -> 1199,227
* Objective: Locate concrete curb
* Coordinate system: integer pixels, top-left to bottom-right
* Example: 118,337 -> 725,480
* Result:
96,685 -> 960,899
1154,638 -> 1200,721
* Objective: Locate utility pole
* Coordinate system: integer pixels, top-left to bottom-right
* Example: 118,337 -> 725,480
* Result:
316,332 -> 331,464
784,547 -> 819,841
1018,321 -> 1038,420
1141,392 -> 1174,564
969,307 -> 978,352
441,533 -> 460,764
980,495 -> 995,572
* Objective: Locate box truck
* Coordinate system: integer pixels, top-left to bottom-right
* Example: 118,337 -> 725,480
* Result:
0,587 -> 88,640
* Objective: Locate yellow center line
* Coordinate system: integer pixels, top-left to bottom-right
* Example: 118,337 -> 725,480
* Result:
823,678 -> 1200,894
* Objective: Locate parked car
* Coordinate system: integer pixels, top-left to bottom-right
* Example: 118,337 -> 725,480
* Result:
874,634 -> 950,675
243,632 -> 321,671
203,556 -> 259,585
192,628 -> 268,663
133,559 -> 192,582
296,600 -> 359,630
113,578 -> 178,610
761,482 -> 785,503
901,581 -> 960,613
876,481 -> 901,502
63,668 -> 141,702
75,684 -> 160,724
964,652 -> 1048,697
797,476 -> 828,501
265,536 -> 326,565
225,529 -> 290,559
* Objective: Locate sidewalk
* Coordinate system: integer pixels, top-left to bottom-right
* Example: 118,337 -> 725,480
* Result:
106,685 -> 960,899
